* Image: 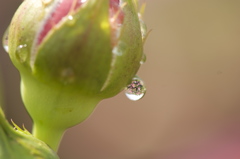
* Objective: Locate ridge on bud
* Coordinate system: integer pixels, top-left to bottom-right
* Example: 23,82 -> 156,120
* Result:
6,0 -> 146,151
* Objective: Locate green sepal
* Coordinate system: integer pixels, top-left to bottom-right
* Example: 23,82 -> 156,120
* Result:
99,0 -> 143,97
0,107 -> 59,159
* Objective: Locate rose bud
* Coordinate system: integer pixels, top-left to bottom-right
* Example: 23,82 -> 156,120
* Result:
5,0 -> 146,151
0,108 -> 59,159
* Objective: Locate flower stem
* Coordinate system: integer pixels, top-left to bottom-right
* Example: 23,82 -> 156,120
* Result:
32,123 -> 65,152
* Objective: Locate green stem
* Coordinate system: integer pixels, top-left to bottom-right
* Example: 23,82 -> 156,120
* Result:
32,123 -> 65,152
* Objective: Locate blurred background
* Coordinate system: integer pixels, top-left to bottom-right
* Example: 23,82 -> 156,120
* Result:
1,0 -> 240,159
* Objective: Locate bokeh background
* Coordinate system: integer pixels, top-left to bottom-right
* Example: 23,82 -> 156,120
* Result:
1,0 -> 240,159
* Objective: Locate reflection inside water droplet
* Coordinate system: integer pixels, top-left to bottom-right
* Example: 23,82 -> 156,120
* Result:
16,44 -> 28,63
125,76 -> 146,101
2,27 -> 9,53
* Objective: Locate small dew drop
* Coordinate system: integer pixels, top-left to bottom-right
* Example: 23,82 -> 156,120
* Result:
16,44 -> 28,63
41,0 -> 53,6
140,53 -> 146,65
68,15 -> 73,21
2,27 -> 9,53
138,13 -> 147,40
60,68 -> 76,84
112,41 -> 126,56
140,21 -> 147,40
112,46 -> 122,56
67,15 -> 76,26
125,76 -> 146,101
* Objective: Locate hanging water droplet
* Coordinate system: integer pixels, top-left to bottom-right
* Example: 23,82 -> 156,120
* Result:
60,68 -> 76,84
125,76 -> 146,101
2,27 -> 9,53
16,44 -> 28,63
140,53 -> 146,65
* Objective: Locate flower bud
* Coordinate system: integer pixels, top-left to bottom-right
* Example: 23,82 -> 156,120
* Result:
6,0 -> 145,150
0,108 -> 59,159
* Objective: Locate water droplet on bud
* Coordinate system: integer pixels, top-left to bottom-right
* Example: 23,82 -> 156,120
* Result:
68,15 -> 73,20
16,44 -> 28,63
2,27 -> 9,53
67,15 -> 76,26
140,53 -> 146,65
112,41 -> 126,56
60,68 -> 76,84
125,76 -> 146,101
138,13 -> 147,40
41,0 -> 53,6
